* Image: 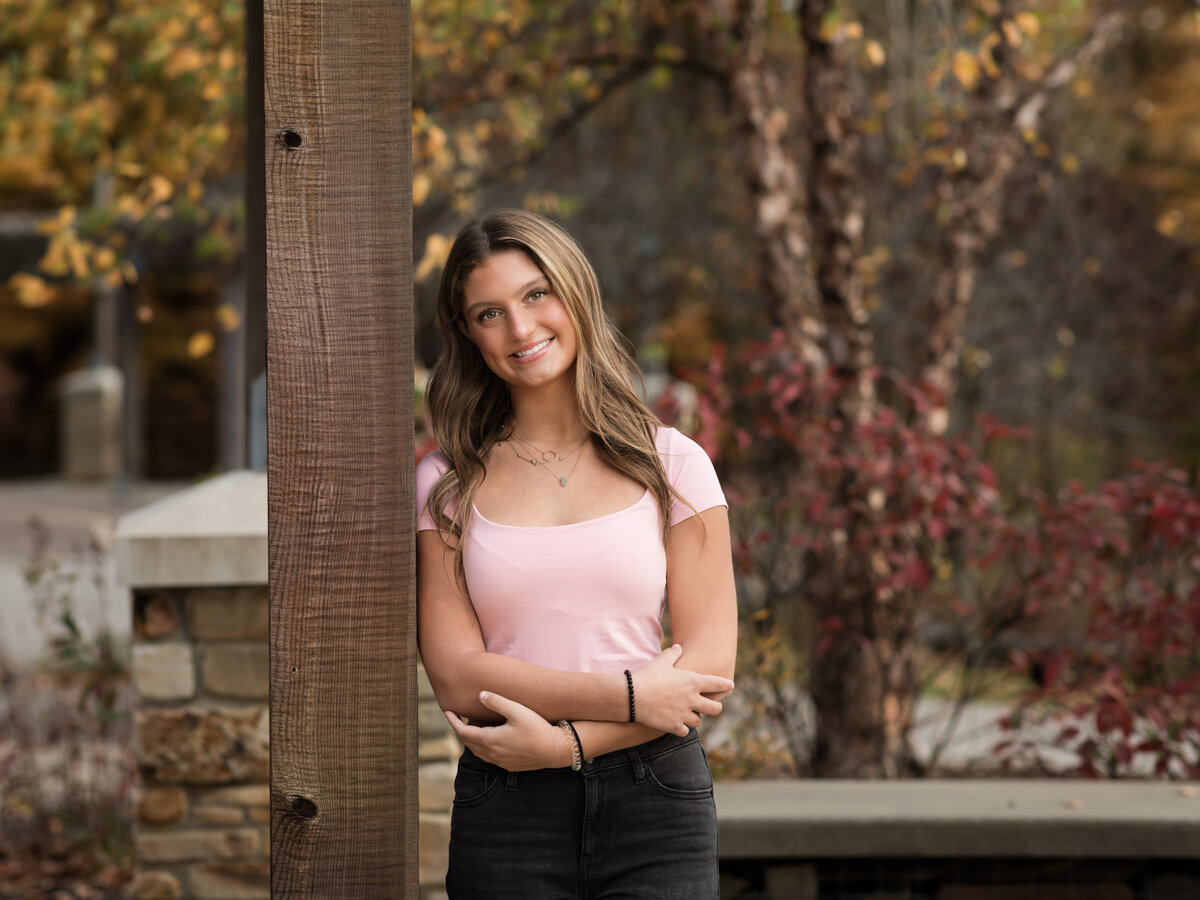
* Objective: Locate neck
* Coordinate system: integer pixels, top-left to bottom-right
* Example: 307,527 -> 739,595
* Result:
508,379 -> 585,445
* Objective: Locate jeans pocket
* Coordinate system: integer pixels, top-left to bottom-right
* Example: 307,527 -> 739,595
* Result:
452,757 -> 503,808
645,742 -> 714,800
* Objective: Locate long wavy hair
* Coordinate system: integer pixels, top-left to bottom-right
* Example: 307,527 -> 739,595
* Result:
423,209 -> 688,576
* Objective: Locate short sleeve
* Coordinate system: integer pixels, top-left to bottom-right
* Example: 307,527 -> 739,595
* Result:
656,427 -> 727,527
415,450 -> 452,531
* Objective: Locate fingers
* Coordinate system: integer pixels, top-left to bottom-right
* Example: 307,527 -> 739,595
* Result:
660,643 -> 683,664
696,696 -> 724,718
700,674 -> 736,694
653,645 -> 735,694
444,708 -> 501,764
444,709 -> 477,745
476,690 -> 523,720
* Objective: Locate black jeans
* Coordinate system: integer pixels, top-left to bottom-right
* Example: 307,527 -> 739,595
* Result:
446,728 -> 719,899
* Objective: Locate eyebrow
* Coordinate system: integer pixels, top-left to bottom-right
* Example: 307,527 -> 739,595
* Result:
463,276 -> 550,317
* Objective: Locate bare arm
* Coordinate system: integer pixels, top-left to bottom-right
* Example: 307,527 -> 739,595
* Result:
663,504 -> 738,689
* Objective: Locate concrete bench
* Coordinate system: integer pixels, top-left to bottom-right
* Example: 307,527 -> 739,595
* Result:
715,779 -> 1200,898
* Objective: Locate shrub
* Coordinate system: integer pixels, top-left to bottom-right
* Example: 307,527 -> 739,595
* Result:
684,334 -> 1199,778
996,462 -> 1200,778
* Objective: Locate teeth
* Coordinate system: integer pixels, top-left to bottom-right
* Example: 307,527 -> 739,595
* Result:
514,339 -> 550,358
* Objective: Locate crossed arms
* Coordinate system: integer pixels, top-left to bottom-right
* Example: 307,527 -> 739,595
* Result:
416,505 -> 738,770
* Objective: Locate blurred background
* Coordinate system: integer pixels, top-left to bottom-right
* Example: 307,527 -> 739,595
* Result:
1,0 -> 1198,896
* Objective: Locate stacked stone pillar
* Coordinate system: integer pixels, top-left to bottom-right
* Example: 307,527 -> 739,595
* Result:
116,472 -> 455,900
128,585 -> 270,899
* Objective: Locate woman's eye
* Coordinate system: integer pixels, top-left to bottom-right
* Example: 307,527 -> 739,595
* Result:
528,289 -> 548,302
476,309 -> 500,322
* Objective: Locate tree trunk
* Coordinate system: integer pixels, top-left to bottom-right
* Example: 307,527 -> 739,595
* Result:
264,0 -> 417,895
728,0 -> 824,366
917,3 -> 1128,434
800,0 -> 874,414
919,31 -> 1022,434
798,0 -> 917,778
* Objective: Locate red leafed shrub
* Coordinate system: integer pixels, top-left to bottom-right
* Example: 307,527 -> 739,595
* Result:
996,461 -> 1200,778
685,334 -> 1200,778
695,333 -> 1009,603
686,333 -> 1015,773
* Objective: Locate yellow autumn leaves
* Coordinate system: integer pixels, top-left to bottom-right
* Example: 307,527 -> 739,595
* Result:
939,11 -> 1041,92
9,207 -> 139,308
1,0 -> 244,308
7,0 -> 1198,326
183,305 -> 242,360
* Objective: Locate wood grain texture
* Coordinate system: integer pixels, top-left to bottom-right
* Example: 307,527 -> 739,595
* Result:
263,0 -> 416,895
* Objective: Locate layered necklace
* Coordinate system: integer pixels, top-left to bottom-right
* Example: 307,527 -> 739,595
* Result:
507,431 -> 588,487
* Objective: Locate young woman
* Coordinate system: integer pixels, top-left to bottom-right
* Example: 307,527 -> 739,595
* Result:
416,209 -> 737,899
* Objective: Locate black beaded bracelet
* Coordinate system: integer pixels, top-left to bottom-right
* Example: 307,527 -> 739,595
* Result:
624,669 -> 636,724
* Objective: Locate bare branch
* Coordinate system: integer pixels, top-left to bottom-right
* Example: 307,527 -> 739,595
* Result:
1013,6 -> 1130,133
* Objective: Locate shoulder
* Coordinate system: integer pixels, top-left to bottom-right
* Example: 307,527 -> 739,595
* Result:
415,449 -> 456,530
415,449 -> 451,501
653,425 -> 726,525
416,448 -> 450,479
653,425 -> 709,467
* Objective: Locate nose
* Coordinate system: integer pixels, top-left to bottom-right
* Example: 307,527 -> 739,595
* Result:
508,306 -> 535,339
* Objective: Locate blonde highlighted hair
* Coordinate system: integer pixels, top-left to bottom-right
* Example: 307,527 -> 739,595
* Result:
423,209 -> 687,575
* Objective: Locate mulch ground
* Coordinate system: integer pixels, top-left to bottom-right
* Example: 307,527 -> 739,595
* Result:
0,849 -> 131,899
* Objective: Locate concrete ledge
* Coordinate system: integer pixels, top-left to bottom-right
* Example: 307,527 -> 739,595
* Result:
115,471 -> 267,588
715,779 -> 1200,860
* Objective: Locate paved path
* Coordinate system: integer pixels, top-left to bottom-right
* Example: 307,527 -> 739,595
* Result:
702,684 -> 1083,775
0,478 -> 186,666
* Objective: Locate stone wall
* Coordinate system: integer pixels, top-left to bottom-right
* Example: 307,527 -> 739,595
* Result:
118,472 -> 456,900
129,586 -> 270,900
127,584 -> 456,899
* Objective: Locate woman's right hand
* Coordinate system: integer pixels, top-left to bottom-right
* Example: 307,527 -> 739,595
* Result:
631,644 -> 735,737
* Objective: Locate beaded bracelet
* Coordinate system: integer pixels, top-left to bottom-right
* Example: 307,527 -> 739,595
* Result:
624,669 -> 636,724
565,721 -> 586,764
557,720 -> 582,771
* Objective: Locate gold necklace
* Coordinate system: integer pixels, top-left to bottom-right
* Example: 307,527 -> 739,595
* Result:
508,435 -> 588,487
509,431 -> 587,463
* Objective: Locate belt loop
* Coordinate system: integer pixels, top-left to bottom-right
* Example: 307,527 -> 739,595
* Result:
626,746 -> 646,784
505,771 -> 518,791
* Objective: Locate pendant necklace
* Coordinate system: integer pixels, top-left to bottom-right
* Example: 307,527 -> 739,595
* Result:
509,432 -> 587,464
508,433 -> 588,487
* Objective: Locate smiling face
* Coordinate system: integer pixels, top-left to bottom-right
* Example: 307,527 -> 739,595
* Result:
459,249 -> 579,393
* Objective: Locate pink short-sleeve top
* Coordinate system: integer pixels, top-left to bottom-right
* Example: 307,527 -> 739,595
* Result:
415,426 -> 726,674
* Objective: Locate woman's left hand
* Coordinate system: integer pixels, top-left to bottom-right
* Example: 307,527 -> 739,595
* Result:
444,691 -> 573,771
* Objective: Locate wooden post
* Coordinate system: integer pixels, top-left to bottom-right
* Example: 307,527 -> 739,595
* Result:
264,0 -> 416,895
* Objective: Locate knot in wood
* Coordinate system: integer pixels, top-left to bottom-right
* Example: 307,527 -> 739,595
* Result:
290,795 -> 318,818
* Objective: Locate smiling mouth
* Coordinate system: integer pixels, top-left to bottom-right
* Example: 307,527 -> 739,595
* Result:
511,338 -> 552,358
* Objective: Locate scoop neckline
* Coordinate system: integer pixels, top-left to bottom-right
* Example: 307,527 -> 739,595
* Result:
471,488 -> 652,530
